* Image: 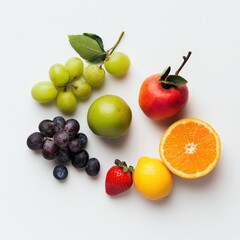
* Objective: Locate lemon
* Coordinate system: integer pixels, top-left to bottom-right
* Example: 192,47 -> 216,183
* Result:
133,157 -> 173,200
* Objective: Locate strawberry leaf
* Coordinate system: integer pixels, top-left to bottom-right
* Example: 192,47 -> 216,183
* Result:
68,34 -> 107,63
114,159 -> 122,166
128,166 -> 134,174
114,159 -> 134,173
122,166 -> 128,172
166,75 -> 188,87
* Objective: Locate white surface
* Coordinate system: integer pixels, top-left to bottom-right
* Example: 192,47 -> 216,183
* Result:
1,0 -> 240,239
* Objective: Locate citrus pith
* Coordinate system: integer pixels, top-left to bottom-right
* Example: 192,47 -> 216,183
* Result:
159,118 -> 221,179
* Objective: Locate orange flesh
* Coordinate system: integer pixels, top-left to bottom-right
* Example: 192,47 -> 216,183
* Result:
163,122 -> 218,174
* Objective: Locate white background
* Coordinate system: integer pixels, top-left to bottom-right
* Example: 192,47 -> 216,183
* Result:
1,0 -> 239,239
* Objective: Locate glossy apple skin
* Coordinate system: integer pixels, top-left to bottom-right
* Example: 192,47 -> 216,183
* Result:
138,74 -> 188,120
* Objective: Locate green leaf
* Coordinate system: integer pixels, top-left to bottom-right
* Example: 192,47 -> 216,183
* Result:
166,75 -> 188,87
83,33 -> 105,51
161,66 -> 171,81
68,34 -> 107,63
87,52 -> 107,64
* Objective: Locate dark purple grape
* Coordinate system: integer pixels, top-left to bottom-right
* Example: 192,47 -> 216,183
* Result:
53,165 -> 68,180
64,119 -> 80,139
53,116 -> 65,133
56,147 -> 72,163
53,131 -> 70,148
75,133 -> 88,148
42,140 -> 58,160
27,132 -> 45,150
72,150 -> 89,168
68,138 -> 82,153
38,119 -> 55,137
85,158 -> 100,176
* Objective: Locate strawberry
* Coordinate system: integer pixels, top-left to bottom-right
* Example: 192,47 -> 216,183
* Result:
105,159 -> 134,196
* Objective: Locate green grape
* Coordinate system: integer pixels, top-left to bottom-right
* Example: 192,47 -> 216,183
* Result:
31,81 -> 57,103
83,64 -> 105,88
56,91 -> 77,113
49,64 -> 69,87
65,57 -> 84,81
104,52 -> 130,77
72,79 -> 92,99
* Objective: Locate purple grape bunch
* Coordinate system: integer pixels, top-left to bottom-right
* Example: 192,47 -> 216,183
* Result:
27,116 -> 100,180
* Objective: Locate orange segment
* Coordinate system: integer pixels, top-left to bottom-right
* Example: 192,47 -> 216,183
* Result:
159,118 -> 221,179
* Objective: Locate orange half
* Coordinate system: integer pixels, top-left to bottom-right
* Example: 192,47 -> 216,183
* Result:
159,118 -> 221,179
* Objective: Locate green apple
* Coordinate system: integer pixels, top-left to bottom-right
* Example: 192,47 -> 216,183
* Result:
87,95 -> 132,138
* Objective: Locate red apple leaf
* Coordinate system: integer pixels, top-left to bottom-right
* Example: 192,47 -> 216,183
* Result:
166,75 -> 188,86
160,66 -> 171,81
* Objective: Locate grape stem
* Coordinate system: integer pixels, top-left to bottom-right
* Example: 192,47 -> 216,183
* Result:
99,31 -> 125,68
175,51 -> 192,75
106,31 -> 125,57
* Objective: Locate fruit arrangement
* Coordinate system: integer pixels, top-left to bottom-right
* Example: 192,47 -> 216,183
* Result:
26,116 -> 100,180
31,32 -> 130,114
27,31 -> 222,202
104,116 -> 221,199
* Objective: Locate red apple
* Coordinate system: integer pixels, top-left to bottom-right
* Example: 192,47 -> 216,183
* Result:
138,52 -> 191,120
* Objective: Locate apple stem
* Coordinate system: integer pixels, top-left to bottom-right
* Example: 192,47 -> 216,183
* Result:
175,51 -> 192,75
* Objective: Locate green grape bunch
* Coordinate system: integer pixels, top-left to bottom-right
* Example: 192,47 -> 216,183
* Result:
31,32 -> 130,114
32,57 -> 90,114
